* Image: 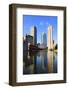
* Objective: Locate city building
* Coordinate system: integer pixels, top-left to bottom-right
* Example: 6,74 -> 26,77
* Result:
26,35 -> 33,50
30,26 -> 37,45
48,25 -> 53,50
23,34 -> 33,51
26,35 -> 33,45
23,37 -> 28,51
37,43 -> 40,48
41,32 -> 47,49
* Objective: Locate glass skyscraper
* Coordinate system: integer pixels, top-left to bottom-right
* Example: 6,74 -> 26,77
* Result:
41,32 -> 47,48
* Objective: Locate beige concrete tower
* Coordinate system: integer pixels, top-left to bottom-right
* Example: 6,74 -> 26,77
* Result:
30,26 -> 37,45
48,25 -> 53,50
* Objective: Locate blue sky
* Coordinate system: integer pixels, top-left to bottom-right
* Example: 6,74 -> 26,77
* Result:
23,15 -> 57,44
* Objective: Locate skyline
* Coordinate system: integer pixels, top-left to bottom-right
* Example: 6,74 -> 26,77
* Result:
23,15 -> 57,44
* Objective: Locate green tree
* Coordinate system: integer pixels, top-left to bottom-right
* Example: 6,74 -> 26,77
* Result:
55,44 -> 58,49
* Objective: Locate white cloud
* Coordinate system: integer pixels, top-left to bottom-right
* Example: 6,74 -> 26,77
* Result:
39,22 -> 44,26
46,22 -> 49,25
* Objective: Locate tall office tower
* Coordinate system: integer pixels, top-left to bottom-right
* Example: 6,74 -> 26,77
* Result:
41,32 -> 47,48
30,26 -> 37,45
48,25 -> 53,50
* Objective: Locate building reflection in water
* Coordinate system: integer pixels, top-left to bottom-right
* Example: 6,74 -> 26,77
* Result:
23,50 -> 57,75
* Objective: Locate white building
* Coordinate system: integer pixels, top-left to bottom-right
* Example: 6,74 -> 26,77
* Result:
30,26 -> 37,45
48,25 -> 53,50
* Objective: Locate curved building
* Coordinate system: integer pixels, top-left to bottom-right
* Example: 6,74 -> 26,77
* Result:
48,25 -> 53,50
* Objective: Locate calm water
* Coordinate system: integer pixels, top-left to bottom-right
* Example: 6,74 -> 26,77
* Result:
23,50 -> 57,75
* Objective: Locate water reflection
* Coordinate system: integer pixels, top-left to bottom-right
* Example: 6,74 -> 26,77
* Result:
23,50 -> 57,74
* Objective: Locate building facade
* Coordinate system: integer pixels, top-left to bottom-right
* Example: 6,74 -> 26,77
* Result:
48,25 -> 53,50
23,38 -> 28,51
30,26 -> 37,45
26,35 -> 33,50
41,32 -> 47,48
26,35 -> 33,45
